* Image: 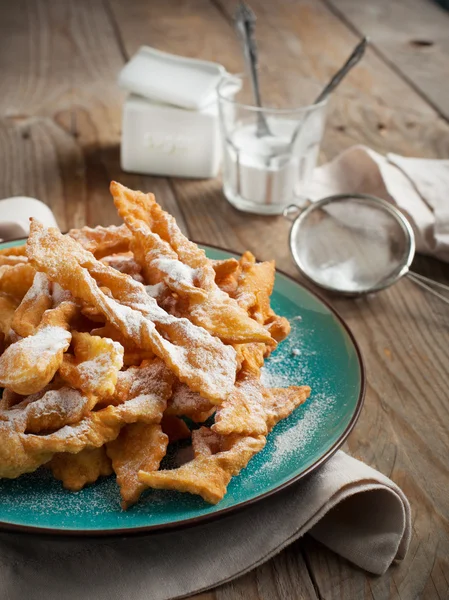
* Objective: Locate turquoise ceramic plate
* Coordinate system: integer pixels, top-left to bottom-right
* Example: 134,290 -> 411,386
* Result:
0,240 -> 364,535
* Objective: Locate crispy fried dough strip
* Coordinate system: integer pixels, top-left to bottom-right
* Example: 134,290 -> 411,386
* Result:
212,372 -> 269,436
213,258 -> 240,296
91,323 -> 155,368
101,252 -> 144,282
0,361 -> 172,479
59,332 -> 124,397
11,272 -> 52,338
107,423 -> 168,509
111,182 -> 272,345
233,252 -> 290,344
68,224 -> 132,259
234,343 -> 265,375
0,264 -> 35,299
0,388 -> 23,411
0,294 -> 19,336
50,447 -> 113,491
264,315 -> 291,345
112,359 -> 173,411
161,415 -> 191,442
264,385 -> 311,430
0,387 -> 92,434
0,301 -> 76,395
0,245 -> 26,257
212,258 -> 240,281
27,221 -> 237,402
138,428 -> 265,504
233,252 -> 275,320
212,370 -> 311,436
165,380 -> 214,421
0,255 -> 28,266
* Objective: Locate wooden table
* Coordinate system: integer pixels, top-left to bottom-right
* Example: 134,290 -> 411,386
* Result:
1,0 -> 448,598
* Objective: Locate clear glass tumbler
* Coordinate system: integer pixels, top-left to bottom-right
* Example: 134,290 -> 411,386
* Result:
217,73 -> 328,215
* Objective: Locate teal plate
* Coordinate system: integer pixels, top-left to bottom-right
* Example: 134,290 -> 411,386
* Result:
0,240 -> 365,535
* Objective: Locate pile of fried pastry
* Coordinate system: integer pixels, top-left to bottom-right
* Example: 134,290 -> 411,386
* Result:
0,182 -> 310,509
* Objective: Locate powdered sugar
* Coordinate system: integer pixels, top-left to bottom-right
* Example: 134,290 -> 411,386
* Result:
21,272 -> 50,304
0,326 -> 71,371
25,326 -> 71,358
168,381 -> 212,414
153,258 -> 198,286
5,387 -> 90,434
270,392 -> 336,468
145,283 -> 165,298
74,339 -> 123,394
51,283 -> 72,306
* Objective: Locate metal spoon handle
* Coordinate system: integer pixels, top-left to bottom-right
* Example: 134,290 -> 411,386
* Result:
407,272 -> 449,306
289,36 -> 368,151
235,1 -> 271,137
314,37 -> 368,105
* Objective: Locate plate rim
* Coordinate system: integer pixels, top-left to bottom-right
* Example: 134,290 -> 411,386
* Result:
0,239 -> 366,537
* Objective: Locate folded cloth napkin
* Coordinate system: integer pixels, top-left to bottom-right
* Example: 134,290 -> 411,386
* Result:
0,196 -> 58,241
309,145 -> 449,263
0,451 -> 411,600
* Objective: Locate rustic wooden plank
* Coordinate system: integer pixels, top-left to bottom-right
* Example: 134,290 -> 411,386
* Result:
327,0 -> 449,121
0,116 -> 82,232
216,543 -> 319,600
2,0 -> 449,598
108,1 -> 449,598
0,0 -> 186,232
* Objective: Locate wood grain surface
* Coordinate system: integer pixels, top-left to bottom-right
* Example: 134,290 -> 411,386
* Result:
0,1 -> 448,598
329,0 -> 449,121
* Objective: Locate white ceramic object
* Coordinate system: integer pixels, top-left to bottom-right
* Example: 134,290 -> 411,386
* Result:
118,47 -> 226,179
121,94 -> 221,179
118,46 -> 225,110
0,197 -> 58,242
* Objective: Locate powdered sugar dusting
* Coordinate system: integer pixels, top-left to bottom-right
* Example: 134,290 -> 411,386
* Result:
153,257 -> 197,286
25,326 -> 71,357
4,388 -> 90,434
145,283 -> 165,298
269,392 -> 336,469
75,340 -> 123,393
22,272 -> 50,304
2,326 -> 71,369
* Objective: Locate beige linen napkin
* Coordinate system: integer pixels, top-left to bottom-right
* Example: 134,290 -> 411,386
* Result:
0,451 -> 411,600
309,145 -> 449,263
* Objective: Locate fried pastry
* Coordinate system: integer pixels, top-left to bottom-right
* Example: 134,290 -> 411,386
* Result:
101,252 -> 144,282
59,331 -> 124,398
11,272 -> 52,338
68,224 -> 132,258
0,244 -> 26,257
107,423 -> 168,508
50,447 -> 113,491
233,251 -> 291,344
138,428 -> 266,504
27,220 -> 237,403
161,415 -> 191,442
0,294 -> 19,337
0,301 -> 76,395
165,380 -> 214,422
0,263 -> 35,299
0,365 -> 172,479
111,182 -> 272,345
0,181 -> 310,509
213,370 -> 311,436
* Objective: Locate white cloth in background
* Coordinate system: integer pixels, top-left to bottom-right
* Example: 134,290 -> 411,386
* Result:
310,145 -> 449,262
